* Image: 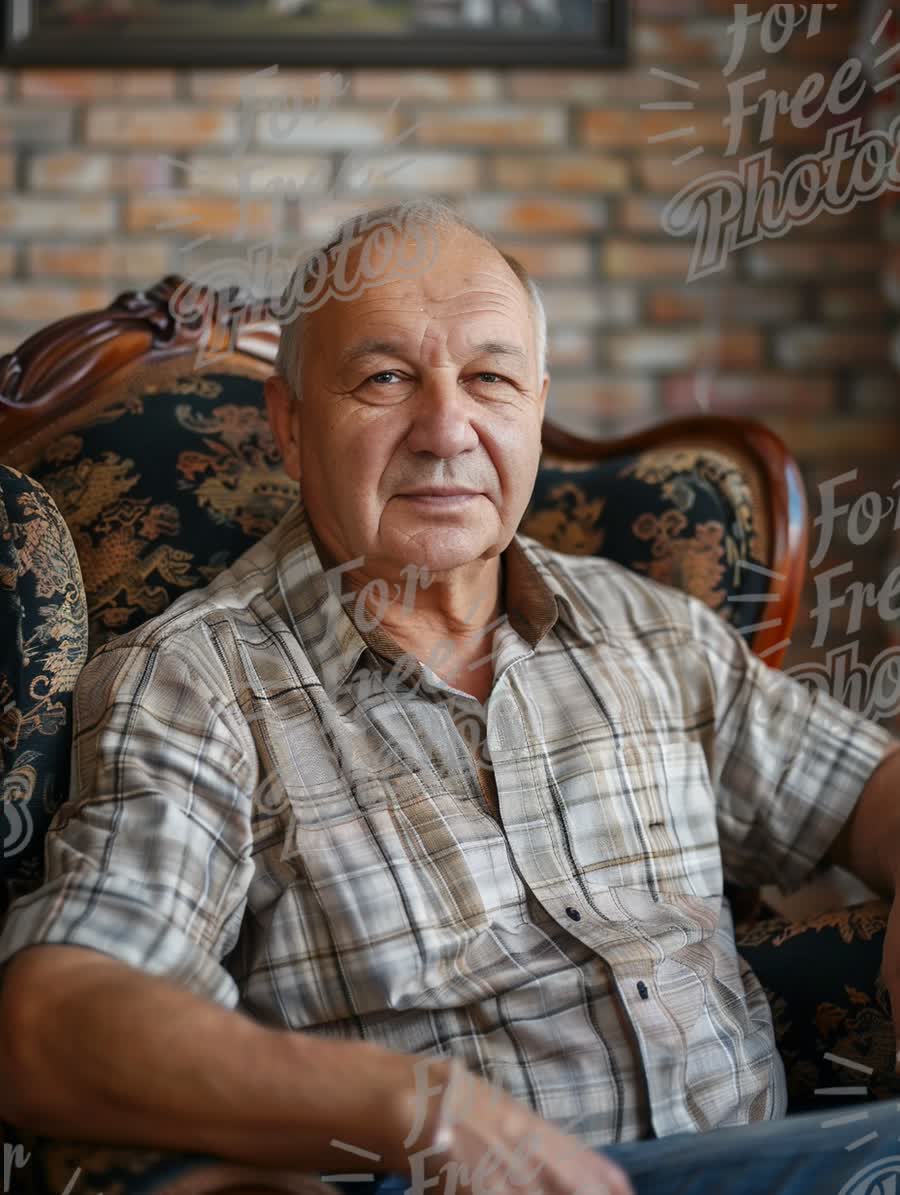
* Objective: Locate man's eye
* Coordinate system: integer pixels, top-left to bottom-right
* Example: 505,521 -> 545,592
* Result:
476,372 -> 503,384
369,371 -> 401,385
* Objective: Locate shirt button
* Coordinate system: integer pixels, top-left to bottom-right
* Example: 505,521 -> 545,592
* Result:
565,906 -> 581,921
637,981 -> 649,1000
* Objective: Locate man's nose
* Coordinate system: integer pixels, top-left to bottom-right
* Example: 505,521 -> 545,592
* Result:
404,373 -> 480,459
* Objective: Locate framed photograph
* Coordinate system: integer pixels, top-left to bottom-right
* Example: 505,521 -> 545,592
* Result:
2,0 -> 627,67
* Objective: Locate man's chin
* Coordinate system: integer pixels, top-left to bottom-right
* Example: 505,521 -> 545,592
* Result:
383,526 -> 494,576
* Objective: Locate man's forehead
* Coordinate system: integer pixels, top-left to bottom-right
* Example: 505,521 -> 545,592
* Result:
310,251 -> 532,348
337,335 -> 530,368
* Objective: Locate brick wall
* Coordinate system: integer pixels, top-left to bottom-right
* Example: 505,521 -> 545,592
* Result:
1,0 -> 900,725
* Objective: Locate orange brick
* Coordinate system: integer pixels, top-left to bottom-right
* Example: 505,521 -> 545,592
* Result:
608,330 -> 763,371
415,107 -> 565,147
547,377 -> 656,422
746,242 -> 885,279
335,153 -> 480,193
663,373 -> 835,415
494,240 -> 592,280
581,109 -> 744,153
255,107 -> 401,150
0,245 -> 16,277
648,285 -> 803,323
19,69 -> 176,100
491,154 -> 627,192
184,154 -> 331,194
617,196 -> 670,235
275,197 -> 393,239
603,241 -> 698,280
29,150 -> 170,190
462,197 -> 606,235
0,197 -> 116,233
86,107 -> 238,148
27,241 -> 172,282
508,69 -> 668,103
0,152 -> 12,188
28,152 -> 114,191
542,285 -> 637,326
635,20 -> 734,64
638,154 -> 741,192
776,327 -> 891,369
190,68 -> 351,103
352,71 -> 499,102
127,195 -> 276,237
0,283 -> 111,323
184,150 -> 477,195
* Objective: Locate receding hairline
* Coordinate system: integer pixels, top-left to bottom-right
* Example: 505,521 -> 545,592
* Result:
273,200 -> 548,394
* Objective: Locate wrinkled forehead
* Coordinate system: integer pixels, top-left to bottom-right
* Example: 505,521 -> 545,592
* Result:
303,223 -> 533,346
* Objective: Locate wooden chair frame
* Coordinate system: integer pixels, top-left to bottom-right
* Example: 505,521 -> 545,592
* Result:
0,276 -> 808,668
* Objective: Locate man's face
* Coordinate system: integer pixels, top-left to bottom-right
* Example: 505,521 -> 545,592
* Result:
267,225 -> 549,579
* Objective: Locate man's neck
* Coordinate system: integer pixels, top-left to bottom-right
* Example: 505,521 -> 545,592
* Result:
307,516 -> 505,696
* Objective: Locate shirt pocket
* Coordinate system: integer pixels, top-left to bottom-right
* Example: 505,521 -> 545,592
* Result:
567,736 -> 722,906
635,737 -> 723,901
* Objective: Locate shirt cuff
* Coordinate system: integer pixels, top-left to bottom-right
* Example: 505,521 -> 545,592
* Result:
0,870 -> 240,1008
778,710 -> 898,895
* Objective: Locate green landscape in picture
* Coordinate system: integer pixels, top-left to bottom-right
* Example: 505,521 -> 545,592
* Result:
42,0 -> 415,37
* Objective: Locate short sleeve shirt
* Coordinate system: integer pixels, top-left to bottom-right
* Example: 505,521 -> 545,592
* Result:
0,497 -> 894,1146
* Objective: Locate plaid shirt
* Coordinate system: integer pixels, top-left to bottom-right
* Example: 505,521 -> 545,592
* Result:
0,497 -> 894,1148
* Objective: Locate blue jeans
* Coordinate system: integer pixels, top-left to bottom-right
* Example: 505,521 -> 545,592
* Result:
325,1100 -> 900,1195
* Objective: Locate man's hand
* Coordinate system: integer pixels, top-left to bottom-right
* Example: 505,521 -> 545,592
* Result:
385,1056 -> 634,1195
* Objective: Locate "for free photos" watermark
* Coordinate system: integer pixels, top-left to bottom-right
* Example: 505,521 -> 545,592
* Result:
646,3 -> 900,280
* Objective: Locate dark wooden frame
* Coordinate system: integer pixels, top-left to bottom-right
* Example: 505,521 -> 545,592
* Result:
2,0 -> 628,67
0,275 -> 807,669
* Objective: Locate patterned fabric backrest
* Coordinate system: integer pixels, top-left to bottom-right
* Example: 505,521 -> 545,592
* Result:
0,360 -> 770,904
0,466 -> 89,914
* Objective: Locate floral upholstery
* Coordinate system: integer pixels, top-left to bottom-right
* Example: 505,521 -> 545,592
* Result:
735,900 -> 894,1114
15,365 -> 299,661
0,361 -> 883,1192
0,467 -> 89,919
521,448 -> 769,634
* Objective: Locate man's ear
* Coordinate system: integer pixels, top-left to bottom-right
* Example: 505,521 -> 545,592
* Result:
264,374 -> 301,482
538,373 -> 550,418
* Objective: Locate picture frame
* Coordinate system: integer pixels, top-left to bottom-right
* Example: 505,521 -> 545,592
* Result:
2,0 -> 628,67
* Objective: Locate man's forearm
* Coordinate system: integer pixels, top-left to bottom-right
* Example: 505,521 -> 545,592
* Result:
829,742 -> 900,896
0,945 -> 423,1175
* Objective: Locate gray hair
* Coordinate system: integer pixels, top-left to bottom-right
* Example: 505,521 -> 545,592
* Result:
273,196 -> 548,400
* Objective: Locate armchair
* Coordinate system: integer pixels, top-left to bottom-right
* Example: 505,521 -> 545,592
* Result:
0,278 -> 892,1193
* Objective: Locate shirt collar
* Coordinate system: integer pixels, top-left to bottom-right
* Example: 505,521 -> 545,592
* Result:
270,496 -> 593,693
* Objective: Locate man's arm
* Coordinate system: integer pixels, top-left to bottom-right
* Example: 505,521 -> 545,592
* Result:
0,943 -> 415,1173
828,741 -> 900,897
0,943 -> 633,1195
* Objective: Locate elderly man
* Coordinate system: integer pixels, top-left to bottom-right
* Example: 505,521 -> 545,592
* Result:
1,198 -> 900,1195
